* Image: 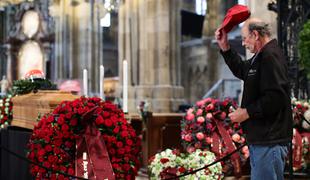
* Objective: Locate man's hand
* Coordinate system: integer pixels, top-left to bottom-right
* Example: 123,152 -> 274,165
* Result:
215,28 -> 230,51
228,108 -> 249,123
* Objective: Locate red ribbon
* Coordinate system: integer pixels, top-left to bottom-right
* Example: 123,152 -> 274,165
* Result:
211,132 -> 220,156
213,119 -> 241,177
293,129 -> 303,170
75,107 -> 115,180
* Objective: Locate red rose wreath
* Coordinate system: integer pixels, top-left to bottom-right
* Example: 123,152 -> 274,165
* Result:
27,97 -> 141,180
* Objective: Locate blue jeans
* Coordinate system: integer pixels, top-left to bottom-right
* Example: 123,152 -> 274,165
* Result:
249,144 -> 288,180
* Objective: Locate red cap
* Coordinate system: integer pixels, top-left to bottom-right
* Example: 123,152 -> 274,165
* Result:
220,4 -> 251,33
24,69 -> 45,80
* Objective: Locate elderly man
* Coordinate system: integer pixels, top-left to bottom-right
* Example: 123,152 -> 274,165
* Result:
215,18 -> 293,180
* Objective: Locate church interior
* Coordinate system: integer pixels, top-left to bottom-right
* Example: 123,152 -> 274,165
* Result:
0,0 -> 309,179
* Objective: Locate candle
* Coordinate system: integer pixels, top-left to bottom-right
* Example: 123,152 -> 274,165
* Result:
99,65 -> 104,100
83,69 -> 88,97
123,60 -> 128,113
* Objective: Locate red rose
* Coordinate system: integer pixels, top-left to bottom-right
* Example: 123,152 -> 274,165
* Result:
67,168 -> 74,175
44,136 -> 50,143
65,141 -> 73,148
121,131 -> 128,138
77,107 -> 85,115
104,119 -> 113,127
63,131 -> 70,138
70,118 -> 77,126
179,166 -> 186,173
123,164 -> 131,171
126,139 -> 133,146
45,145 -> 53,152
160,158 -> 169,164
28,152 -> 35,159
38,156 -> 44,162
109,148 -> 116,155
54,140 -> 62,147
57,174 -> 65,180
116,141 -> 123,148
113,127 -> 120,133
65,112 -> 72,119
117,148 -> 125,155
38,149 -> 46,156
43,161 -> 51,168
48,155 -> 55,163
61,124 -> 69,132
296,104 -> 302,109
57,116 -> 65,125
112,163 -> 121,169
47,116 -> 54,123
124,146 -> 131,153
95,116 -> 104,125
205,103 -> 215,111
103,111 -> 110,118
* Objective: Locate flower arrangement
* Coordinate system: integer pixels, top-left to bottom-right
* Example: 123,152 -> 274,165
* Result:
0,94 -> 13,127
148,148 -> 223,180
181,97 -> 249,175
27,97 -> 142,179
292,98 -> 310,131
291,98 -> 310,172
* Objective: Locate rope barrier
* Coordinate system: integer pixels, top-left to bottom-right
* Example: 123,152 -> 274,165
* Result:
163,143 -> 247,180
0,144 -> 88,180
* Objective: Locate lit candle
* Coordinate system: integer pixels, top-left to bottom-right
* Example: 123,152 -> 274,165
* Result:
83,69 -> 88,97
123,60 -> 128,113
99,65 -> 104,100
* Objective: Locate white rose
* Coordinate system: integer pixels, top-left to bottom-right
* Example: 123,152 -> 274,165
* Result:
304,110 -> 310,121
302,120 -> 310,130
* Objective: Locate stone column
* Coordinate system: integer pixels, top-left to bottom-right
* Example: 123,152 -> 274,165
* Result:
119,0 -> 184,113
203,0 -> 222,90
51,0 -> 102,95
5,44 -> 12,86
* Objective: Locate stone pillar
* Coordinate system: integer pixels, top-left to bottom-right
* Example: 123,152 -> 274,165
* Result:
51,0 -> 103,95
5,44 -> 12,86
203,0 -> 222,90
118,0 -> 184,113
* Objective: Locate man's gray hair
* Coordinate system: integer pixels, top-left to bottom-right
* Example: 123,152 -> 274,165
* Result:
248,22 -> 271,37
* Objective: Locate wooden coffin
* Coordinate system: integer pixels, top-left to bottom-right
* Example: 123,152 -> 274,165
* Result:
11,90 -> 79,129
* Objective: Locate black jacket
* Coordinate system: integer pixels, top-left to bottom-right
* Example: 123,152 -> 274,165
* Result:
220,39 -> 293,145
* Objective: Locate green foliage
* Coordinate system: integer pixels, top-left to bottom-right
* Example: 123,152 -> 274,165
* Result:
298,19 -> 310,78
11,79 -> 57,95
